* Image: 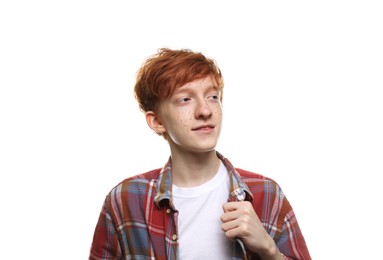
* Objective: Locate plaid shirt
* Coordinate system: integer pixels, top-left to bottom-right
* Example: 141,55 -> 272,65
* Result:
89,153 -> 311,259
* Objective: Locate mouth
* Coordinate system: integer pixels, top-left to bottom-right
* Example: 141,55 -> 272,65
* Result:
192,124 -> 215,131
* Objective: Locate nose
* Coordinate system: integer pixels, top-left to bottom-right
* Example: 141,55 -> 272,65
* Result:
195,99 -> 212,119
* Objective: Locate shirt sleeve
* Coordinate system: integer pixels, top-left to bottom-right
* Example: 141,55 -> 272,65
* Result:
243,177 -> 311,260
89,198 -> 122,260
275,197 -> 311,260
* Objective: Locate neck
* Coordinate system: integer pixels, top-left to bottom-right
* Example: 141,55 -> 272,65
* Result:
170,149 -> 221,187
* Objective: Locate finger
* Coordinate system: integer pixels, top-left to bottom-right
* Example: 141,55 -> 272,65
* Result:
223,227 -> 239,239
221,220 -> 241,240
222,223 -> 248,240
222,201 -> 241,212
221,218 -> 239,232
222,219 -> 253,241
220,210 -> 239,223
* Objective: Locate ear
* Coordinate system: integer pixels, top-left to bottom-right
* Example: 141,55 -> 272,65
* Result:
145,111 -> 166,135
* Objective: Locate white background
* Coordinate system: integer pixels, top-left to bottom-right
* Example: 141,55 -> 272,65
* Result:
1,1 -> 382,259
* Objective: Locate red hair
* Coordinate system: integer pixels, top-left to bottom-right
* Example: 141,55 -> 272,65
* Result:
134,48 -> 224,112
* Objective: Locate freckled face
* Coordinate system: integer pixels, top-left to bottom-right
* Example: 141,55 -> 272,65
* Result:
158,76 -> 223,153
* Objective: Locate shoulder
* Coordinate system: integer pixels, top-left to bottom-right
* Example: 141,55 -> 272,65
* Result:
121,168 -> 163,183
235,168 -> 271,180
235,168 -> 278,185
107,168 -> 162,199
101,169 -> 163,227
235,168 -> 293,219
235,168 -> 285,196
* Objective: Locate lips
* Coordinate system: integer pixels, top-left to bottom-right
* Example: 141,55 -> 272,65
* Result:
192,124 -> 215,131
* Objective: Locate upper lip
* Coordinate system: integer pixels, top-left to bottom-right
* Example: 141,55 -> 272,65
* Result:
192,124 -> 215,131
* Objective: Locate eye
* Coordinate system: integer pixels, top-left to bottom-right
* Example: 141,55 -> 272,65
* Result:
208,94 -> 220,101
176,97 -> 191,103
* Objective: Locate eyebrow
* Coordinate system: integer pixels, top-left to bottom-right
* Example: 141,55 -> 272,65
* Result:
175,84 -> 218,94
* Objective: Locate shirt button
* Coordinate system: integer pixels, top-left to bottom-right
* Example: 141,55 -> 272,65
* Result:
172,234 -> 177,241
166,209 -> 171,214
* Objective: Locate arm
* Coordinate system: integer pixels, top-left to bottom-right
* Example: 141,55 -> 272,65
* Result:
89,199 -> 122,260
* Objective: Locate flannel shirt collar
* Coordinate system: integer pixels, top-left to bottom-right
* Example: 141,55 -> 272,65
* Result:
154,152 -> 253,209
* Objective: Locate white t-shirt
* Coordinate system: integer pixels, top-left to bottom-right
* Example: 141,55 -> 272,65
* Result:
172,162 -> 234,259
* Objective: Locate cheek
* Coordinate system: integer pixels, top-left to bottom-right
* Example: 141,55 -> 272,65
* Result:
181,116 -> 194,128
175,110 -> 193,126
166,112 -> 192,141
213,106 -> 223,116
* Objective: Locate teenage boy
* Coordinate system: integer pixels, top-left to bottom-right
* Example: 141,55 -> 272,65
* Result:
89,48 -> 311,260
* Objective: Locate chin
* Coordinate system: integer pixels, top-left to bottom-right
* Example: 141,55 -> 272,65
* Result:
190,143 -> 218,153
170,137 -> 219,154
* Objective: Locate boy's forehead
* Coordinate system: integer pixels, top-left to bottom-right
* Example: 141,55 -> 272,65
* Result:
174,77 -> 219,92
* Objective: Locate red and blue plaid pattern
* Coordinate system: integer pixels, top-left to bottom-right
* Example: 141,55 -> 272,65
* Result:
89,152 -> 311,259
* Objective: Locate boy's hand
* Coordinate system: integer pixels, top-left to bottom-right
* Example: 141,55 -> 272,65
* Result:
221,201 -> 283,259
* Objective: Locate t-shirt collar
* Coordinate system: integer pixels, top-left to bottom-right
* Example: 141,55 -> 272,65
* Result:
154,152 -> 253,209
